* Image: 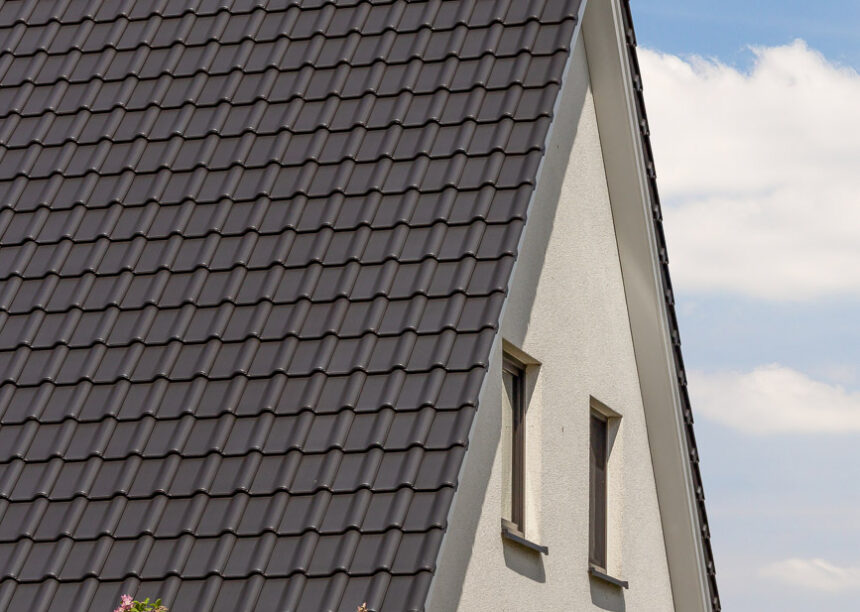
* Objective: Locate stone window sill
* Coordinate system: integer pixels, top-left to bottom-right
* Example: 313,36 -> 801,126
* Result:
589,564 -> 629,589
500,519 -> 548,555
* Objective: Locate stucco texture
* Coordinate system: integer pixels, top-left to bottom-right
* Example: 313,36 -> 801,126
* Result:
427,34 -> 675,611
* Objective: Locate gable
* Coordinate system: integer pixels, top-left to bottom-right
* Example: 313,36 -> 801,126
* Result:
0,1 -> 583,610
427,29 -> 676,611
429,0 -> 719,609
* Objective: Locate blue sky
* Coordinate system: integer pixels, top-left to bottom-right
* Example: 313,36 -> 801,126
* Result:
630,1 -> 860,610
634,0 -> 860,69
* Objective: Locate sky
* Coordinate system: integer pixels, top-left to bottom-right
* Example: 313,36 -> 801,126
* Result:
629,1 -> 860,610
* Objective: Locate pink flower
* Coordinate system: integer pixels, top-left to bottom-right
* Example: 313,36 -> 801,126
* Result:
113,594 -> 134,612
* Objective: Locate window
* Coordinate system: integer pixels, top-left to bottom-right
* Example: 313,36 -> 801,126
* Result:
500,349 -> 547,555
589,411 -> 608,569
502,356 -> 526,532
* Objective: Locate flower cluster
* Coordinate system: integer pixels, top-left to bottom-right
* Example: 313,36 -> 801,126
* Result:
113,595 -> 168,612
113,595 -> 133,612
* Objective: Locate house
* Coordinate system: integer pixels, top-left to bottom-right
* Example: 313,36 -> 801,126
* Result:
0,0 -> 719,610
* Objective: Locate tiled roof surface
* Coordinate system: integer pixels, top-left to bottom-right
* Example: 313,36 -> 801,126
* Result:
0,1 -> 582,610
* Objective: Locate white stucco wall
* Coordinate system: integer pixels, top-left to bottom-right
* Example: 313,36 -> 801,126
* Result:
426,33 -> 676,611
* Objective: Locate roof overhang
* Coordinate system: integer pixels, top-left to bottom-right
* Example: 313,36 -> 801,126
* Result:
581,0 -> 717,609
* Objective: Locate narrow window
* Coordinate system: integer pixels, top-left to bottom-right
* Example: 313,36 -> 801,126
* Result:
503,357 -> 526,532
589,411 -> 608,569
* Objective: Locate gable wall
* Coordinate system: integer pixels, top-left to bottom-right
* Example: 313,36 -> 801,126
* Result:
426,33 -> 675,611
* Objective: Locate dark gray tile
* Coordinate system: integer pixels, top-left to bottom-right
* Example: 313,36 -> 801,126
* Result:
361,489 -> 412,533
403,488 -> 454,532
391,529 -> 442,573
115,497 -> 159,538
20,540 -> 64,581
349,531 -> 399,574
0,498 -> 44,541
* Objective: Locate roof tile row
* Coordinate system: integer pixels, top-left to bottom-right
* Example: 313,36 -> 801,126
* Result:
0,367 -> 486,425
0,0 -> 576,31
1,21 -> 577,87
1,153 -> 543,213
0,405 -> 476,462
0,293 -> 506,349
0,186 -> 530,247
1,328 -> 498,386
0,51 -> 567,119
4,94 -> 561,156
0,220 -> 525,282
0,528 -> 444,582
0,488 -> 456,544
2,256 -> 515,315
1,445 -> 467,502
1,85 -> 557,148
0,117 -> 551,181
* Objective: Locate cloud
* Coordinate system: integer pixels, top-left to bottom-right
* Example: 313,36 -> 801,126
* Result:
761,558 -> 860,592
689,365 -> 860,434
639,41 -> 860,300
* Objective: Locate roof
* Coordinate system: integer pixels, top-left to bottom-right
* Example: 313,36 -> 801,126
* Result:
617,1 -> 720,607
0,1 -> 582,610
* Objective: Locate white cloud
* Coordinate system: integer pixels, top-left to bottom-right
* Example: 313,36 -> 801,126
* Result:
639,41 -> 860,300
689,365 -> 860,434
761,558 -> 860,592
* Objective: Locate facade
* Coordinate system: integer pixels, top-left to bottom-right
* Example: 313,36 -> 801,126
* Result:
0,1 -> 717,611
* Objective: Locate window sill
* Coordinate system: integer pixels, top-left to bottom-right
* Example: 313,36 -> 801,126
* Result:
589,565 -> 629,589
500,520 -> 548,555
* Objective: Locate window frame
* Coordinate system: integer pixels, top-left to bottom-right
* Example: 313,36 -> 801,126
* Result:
589,410 -> 609,570
503,355 -> 527,533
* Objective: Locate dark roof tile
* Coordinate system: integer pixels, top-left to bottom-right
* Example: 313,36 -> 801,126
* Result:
362,489 -> 412,533
0,498 -> 41,540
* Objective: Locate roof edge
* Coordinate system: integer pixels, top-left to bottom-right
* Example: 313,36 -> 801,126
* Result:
582,0 -> 720,609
